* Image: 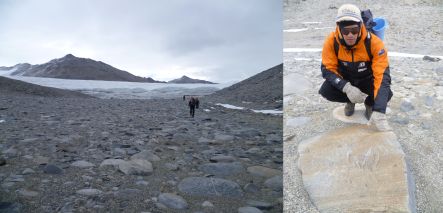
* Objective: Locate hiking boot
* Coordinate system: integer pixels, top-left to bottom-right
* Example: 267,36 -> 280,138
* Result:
344,102 -> 355,116
365,104 -> 373,120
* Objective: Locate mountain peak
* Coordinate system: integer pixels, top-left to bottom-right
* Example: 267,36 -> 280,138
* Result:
64,54 -> 76,59
168,75 -> 216,84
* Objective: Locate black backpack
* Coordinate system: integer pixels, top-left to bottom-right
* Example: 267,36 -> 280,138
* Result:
361,9 -> 377,35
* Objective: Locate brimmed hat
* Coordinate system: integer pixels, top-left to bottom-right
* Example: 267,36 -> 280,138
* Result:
336,4 -> 362,23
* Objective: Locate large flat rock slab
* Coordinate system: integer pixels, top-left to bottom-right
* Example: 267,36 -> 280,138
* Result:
297,125 -> 416,213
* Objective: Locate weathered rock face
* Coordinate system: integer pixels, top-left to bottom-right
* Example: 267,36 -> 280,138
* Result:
297,125 -> 416,213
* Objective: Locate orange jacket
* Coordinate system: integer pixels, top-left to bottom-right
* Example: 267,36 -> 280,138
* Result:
321,24 -> 391,113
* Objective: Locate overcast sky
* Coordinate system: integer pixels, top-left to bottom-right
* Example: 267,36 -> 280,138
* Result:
0,0 -> 282,83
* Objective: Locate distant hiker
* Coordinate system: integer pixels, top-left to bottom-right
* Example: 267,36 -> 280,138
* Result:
183,95 -> 186,101
318,4 -> 392,131
195,97 -> 200,109
189,97 -> 196,117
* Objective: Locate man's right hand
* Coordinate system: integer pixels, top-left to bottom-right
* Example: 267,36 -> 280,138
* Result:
342,83 -> 367,103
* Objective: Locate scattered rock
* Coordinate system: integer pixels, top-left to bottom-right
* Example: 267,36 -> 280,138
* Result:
18,189 -> 39,198
244,183 -> 261,193
246,200 -> 273,210
22,168 -> 35,175
238,206 -> 263,213
33,156 -> 49,165
164,163 -> 179,171
158,193 -> 188,210
247,166 -> 281,178
71,160 -> 94,168
423,55 -> 441,62
214,134 -> 234,142
178,177 -> 243,197
118,159 -> 153,176
264,175 -> 283,192
130,150 -> 160,162
43,164 -> 63,174
76,189 -> 103,196
99,159 -> 125,169
400,99 -> 415,112
202,201 -> 214,208
198,162 -> 244,177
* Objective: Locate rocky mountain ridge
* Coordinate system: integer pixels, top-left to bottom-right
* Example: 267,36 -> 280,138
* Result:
168,75 -> 216,84
4,54 -> 163,83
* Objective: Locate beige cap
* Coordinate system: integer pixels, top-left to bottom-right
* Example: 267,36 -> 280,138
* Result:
336,4 -> 362,23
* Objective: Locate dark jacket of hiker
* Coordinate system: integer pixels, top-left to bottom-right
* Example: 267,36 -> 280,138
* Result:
188,97 -> 196,117
320,24 -> 392,113
195,98 -> 199,109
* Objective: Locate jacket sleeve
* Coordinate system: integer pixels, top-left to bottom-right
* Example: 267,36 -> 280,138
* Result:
321,33 -> 348,91
371,36 -> 391,113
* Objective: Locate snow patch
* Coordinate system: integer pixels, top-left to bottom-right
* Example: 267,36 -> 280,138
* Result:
284,28 -> 309,33
216,103 -> 282,115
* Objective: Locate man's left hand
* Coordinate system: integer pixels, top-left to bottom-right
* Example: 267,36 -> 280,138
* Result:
368,111 -> 392,132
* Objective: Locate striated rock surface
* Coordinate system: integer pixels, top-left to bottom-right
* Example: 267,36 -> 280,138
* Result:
297,125 -> 416,213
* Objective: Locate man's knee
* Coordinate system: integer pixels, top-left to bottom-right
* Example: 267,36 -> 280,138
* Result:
319,81 -> 348,103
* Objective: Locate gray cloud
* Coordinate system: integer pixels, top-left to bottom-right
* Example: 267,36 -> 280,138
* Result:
0,0 -> 282,83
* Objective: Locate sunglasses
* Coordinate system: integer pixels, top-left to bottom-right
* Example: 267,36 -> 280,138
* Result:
341,27 -> 360,35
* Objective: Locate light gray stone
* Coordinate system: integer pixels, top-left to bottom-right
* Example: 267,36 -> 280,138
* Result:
198,162 -> 244,177
158,193 -> 188,210
18,189 -> 39,197
118,159 -> 153,176
247,166 -> 281,178
238,206 -> 263,213
264,175 -> 283,192
178,177 -> 243,197
130,150 -> 160,162
76,189 -> 103,196
246,200 -> 273,210
71,160 -> 94,168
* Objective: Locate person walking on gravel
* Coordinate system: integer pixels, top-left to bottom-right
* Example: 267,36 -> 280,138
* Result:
318,4 -> 393,131
188,97 -> 196,117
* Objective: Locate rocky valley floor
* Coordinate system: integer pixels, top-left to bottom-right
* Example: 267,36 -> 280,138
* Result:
0,95 -> 283,212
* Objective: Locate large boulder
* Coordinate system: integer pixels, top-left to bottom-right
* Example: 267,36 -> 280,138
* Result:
297,125 -> 416,212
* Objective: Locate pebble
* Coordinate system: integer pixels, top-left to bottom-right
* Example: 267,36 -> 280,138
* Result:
178,177 -> 243,197
76,189 -> 103,196
71,160 -> 94,168
246,200 -> 273,210
247,166 -> 282,178
43,164 -> 63,174
238,206 -> 263,213
22,168 -> 35,175
130,150 -> 160,162
17,189 -> 39,197
202,201 -> 214,208
264,175 -> 283,192
198,162 -> 244,177
158,193 -> 188,210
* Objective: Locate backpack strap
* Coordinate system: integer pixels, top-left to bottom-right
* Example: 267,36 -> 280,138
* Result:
333,38 -> 339,57
365,33 -> 373,60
